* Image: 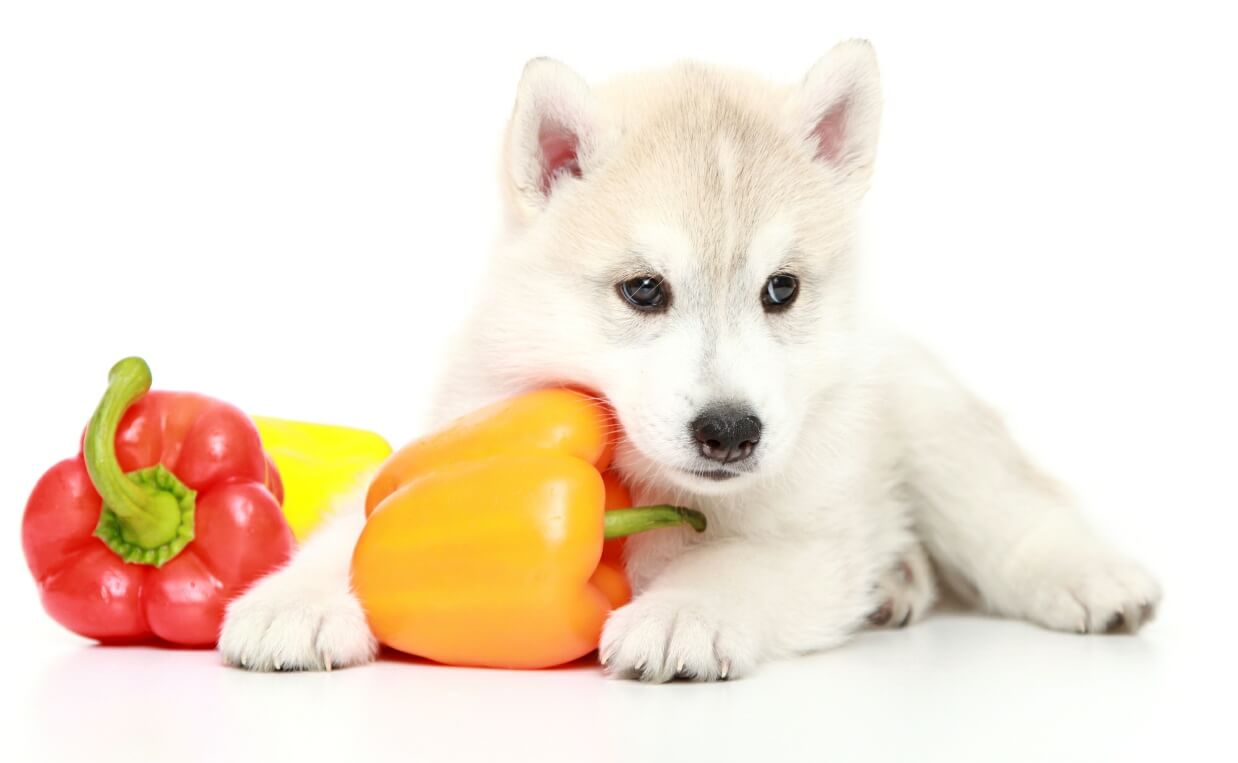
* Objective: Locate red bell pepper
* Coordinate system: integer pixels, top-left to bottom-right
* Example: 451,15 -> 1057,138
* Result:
22,357 -> 296,646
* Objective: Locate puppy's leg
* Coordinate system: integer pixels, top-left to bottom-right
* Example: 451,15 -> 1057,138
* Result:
218,501 -> 377,671
867,543 -> 937,628
891,342 -> 1161,633
602,531 -> 902,682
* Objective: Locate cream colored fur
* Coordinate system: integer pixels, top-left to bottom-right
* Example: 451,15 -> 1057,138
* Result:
219,41 -> 1160,680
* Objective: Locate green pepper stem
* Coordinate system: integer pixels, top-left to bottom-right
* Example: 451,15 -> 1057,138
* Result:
603,505 -> 707,538
84,357 -> 196,566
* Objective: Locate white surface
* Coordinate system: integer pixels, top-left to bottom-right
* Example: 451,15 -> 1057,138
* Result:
9,609 -> 1227,762
2,2 -> 1235,761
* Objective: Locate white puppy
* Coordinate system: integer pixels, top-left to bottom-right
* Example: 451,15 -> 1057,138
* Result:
219,40 -> 1161,681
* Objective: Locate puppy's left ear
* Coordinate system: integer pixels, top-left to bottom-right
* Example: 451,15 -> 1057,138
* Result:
788,40 -> 883,190
503,58 -> 602,224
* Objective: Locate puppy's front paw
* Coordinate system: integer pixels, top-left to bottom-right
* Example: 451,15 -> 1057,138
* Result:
868,544 -> 937,629
599,593 -> 757,682
1021,553 -> 1162,635
219,579 -> 378,672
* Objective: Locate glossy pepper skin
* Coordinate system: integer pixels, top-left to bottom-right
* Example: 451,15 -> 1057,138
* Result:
22,358 -> 296,646
251,416 -> 392,540
352,389 -> 705,669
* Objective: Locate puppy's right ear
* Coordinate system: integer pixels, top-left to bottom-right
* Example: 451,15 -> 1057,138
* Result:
502,58 -> 600,224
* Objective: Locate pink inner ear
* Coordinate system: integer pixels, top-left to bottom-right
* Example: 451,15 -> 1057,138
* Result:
812,100 -> 849,162
538,121 -> 582,195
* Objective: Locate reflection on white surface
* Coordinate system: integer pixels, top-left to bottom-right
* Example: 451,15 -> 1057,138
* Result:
14,607 -> 1219,763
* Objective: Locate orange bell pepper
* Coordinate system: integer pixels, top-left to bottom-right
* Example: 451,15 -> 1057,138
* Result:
351,389 -> 706,669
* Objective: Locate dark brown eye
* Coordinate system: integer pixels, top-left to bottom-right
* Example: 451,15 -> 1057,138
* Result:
618,276 -> 669,311
762,274 -> 799,311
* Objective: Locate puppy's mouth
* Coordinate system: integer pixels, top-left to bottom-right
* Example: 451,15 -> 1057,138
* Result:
683,467 -> 742,481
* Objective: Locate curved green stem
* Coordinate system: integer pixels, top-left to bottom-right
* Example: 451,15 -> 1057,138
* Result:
603,505 -> 707,538
85,357 -> 196,566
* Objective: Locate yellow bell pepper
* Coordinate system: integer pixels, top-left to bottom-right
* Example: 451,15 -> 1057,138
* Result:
251,416 -> 392,539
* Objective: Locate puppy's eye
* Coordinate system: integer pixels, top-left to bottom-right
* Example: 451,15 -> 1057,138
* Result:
762,274 -> 799,311
618,276 -> 670,312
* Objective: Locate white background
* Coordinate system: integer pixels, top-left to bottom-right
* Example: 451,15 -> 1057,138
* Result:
2,2 -> 1235,761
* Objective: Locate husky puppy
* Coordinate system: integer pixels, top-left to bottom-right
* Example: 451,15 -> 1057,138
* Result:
219,40 -> 1160,681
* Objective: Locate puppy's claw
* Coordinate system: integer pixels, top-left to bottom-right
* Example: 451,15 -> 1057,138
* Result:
719,659 -> 731,680
1138,601 -> 1155,623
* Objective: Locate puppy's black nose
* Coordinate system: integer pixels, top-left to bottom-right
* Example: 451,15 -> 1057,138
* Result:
691,405 -> 762,464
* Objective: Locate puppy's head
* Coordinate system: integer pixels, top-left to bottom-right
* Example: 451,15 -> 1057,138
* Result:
490,41 -> 882,495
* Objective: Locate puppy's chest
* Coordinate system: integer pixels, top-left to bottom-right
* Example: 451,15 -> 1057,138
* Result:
633,447 -> 908,540
717,467 -> 904,535
621,461 -> 911,592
